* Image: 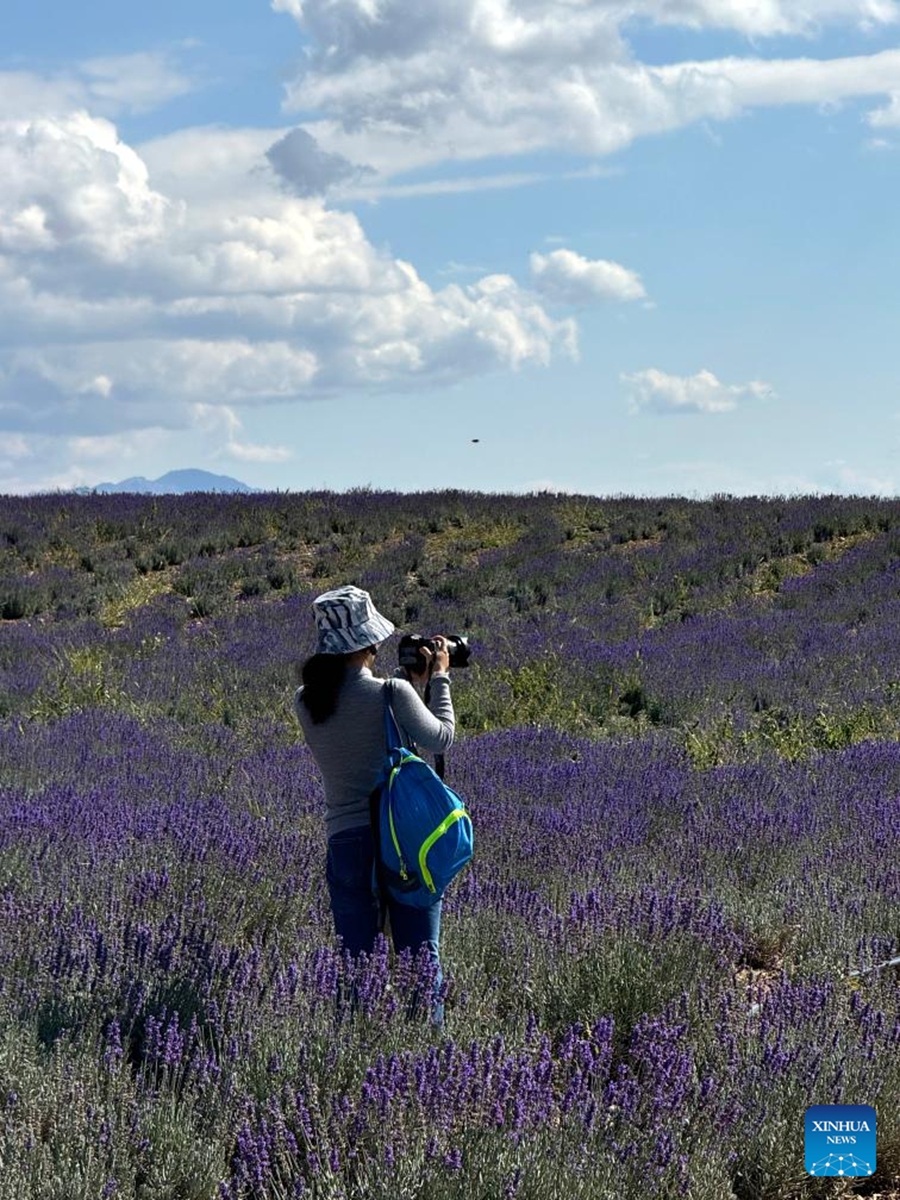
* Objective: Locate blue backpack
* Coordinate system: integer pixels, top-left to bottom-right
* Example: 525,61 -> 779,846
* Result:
369,681 -> 473,910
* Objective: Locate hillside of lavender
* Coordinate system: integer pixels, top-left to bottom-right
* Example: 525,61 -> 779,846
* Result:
0,490 -> 898,1200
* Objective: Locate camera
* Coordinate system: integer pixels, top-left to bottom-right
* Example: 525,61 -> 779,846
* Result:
398,633 -> 472,675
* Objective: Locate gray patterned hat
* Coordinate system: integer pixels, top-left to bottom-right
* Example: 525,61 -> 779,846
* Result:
312,585 -> 395,655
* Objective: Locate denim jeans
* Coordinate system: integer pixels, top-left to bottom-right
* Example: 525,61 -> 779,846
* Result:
326,823 -> 444,1025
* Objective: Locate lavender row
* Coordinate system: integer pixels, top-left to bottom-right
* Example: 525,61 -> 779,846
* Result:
0,713 -> 897,1195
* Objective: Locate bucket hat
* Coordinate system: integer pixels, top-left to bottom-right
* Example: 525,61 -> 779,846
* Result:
313,584 -> 395,655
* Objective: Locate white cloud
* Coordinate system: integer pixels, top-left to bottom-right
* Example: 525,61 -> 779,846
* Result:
192,403 -> 242,439
276,0 -> 898,82
139,126 -> 290,207
192,403 -> 293,462
0,113 -> 169,264
79,52 -> 196,115
6,339 -> 320,420
622,367 -> 773,413
0,71 -> 85,121
78,375 -> 114,398
438,260 -> 492,277
530,248 -> 646,304
0,50 -> 199,122
272,0 -> 900,179
342,164 -> 615,201
867,90 -> 900,126
7,6 -> 889,490
226,439 -> 293,462
0,111 -> 576,460
0,428 -> 180,493
642,0 -> 899,35
0,464 -> 101,494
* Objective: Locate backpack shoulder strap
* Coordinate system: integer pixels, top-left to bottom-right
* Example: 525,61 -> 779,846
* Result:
382,678 -> 403,751
370,679 -> 402,936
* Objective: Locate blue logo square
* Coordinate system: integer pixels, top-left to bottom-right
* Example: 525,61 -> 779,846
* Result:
806,1105 -> 877,1177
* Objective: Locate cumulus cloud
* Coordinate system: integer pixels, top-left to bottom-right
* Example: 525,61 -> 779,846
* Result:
1,339 -> 320,440
0,110 -> 575,454
139,126 -> 291,206
3,6 -> 896,493
0,113 -> 169,264
621,367 -> 773,414
272,0 -> 900,179
530,248 -> 646,304
277,0 -> 899,49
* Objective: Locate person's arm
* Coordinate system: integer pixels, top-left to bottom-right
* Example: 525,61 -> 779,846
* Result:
388,676 -> 454,753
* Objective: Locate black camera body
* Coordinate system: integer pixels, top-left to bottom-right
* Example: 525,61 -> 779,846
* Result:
398,633 -> 471,675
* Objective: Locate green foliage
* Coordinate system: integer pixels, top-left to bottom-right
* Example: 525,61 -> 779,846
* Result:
683,704 -> 899,767
616,682 -> 664,723
0,586 -> 29,620
28,646 -> 131,721
743,704 -> 897,762
535,929 -> 719,1052
684,713 -> 737,770
3,490 -> 899,749
456,660 -> 607,736
100,572 -> 174,628
0,1024 -> 228,1200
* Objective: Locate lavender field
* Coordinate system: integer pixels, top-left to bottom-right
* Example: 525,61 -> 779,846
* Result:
0,490 -> 898,1200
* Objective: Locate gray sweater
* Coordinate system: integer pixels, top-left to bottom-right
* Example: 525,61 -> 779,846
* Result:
294,665 -> 455,838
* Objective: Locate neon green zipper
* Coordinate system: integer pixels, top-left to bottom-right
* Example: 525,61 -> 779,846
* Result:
418,809 -> 470,893
387,752 -> 419,880
386,753 -> 470,890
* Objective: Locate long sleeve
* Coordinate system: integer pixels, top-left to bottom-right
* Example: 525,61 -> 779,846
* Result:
387,674 -> 454,753
294,664 -> 455,838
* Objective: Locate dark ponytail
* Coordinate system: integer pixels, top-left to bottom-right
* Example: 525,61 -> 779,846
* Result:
299,653 -> 351,724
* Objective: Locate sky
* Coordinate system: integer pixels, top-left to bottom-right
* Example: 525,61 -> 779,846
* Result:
1,0 -> 899,498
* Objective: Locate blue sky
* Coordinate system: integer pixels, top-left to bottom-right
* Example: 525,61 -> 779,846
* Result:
1,0 -> 899,496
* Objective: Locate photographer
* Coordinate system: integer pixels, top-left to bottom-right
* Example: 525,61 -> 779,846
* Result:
294,584 -> 454,1023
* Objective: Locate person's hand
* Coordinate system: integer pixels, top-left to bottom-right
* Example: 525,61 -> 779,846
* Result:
429,635 -> 451,675
409,635 -> 450,685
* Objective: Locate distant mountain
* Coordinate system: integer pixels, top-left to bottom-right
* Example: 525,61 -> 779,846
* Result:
80,469 -> 259,495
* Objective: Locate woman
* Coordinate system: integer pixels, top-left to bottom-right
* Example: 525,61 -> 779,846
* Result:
294,584 -> 455,1022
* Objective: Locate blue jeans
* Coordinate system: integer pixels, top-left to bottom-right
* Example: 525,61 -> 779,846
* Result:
326,823 -> 444,1025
